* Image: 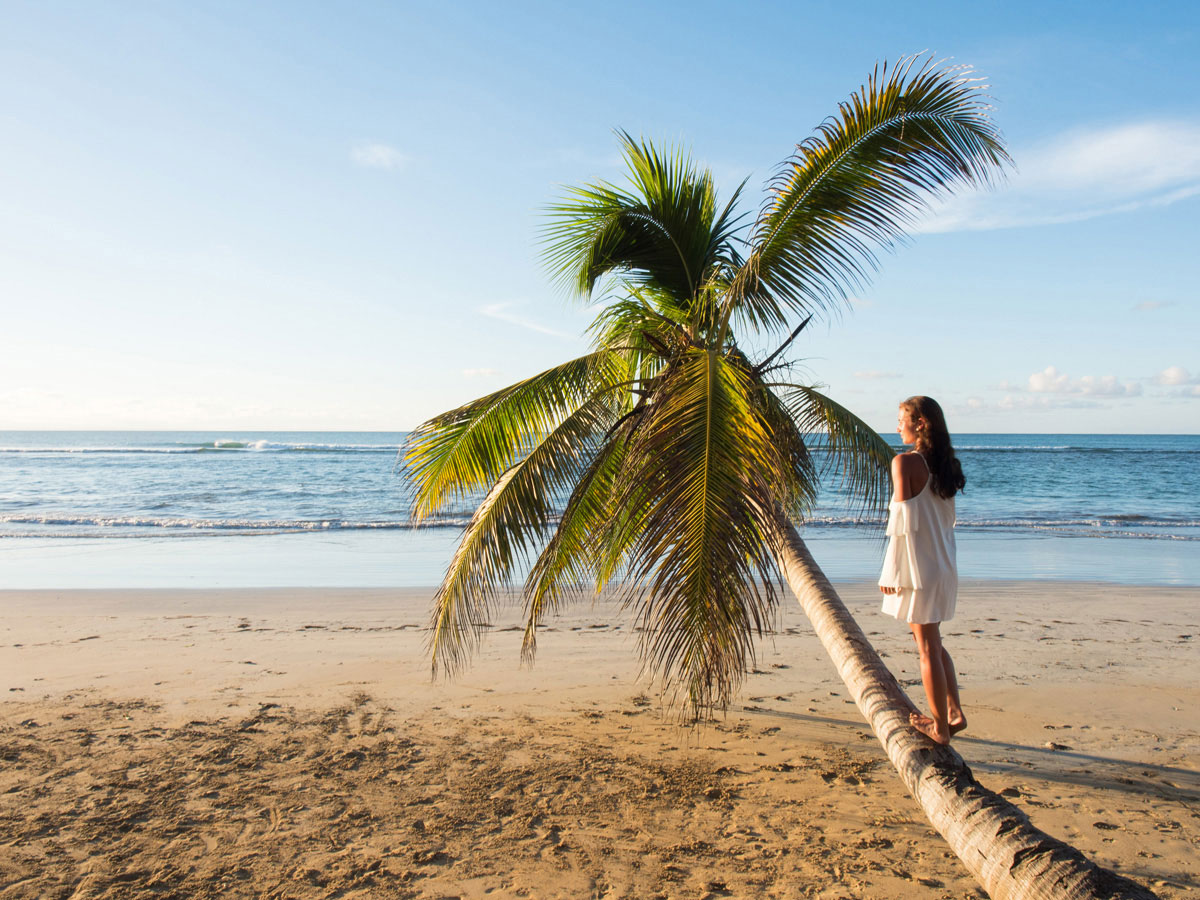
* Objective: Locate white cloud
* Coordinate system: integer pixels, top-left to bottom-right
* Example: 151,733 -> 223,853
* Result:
1134,300 -> 1174,312
1032,122 -> 1200,193
462,368 -> 501,378
853,370 -> 900,379
1155,365 -> 1199,386
963,369 -> 1200,414
954,394 -> 1102,415
1007,366 -> 1142,397
919,120 -> 1200,233
997,394 -> 1105,410
350,142 -> 407,171
949,396 -> 988,417
480,302 -> 574,339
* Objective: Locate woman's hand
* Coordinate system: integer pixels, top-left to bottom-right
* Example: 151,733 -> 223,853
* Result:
879,585 -> 901,595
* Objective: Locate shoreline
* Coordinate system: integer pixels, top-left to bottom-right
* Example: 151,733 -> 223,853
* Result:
6,574 -> 1195,595
5,528 -> 1199,590
2,581 -> 1198,898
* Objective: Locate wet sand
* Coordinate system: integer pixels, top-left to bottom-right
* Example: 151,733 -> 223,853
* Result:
1,581 -> 1197,898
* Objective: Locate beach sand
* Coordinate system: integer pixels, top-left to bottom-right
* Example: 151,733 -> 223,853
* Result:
1,581 -> 1197,899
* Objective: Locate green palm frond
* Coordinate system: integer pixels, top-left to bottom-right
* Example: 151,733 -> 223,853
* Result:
521,435 -> 628,663
586,287 -> 691,361
728,55 -> 1011,331
750,379 -> 820,520
428,395 -> 618,676
543,132 -> 746,308
402,351 -> 620,521
778,384 -> 895,516
612,348 -> 785,713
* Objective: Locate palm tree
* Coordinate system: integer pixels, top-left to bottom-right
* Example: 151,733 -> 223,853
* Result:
403,57 -> 1157,900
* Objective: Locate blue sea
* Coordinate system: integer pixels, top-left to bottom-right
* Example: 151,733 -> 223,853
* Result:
1,431 -> 1197,588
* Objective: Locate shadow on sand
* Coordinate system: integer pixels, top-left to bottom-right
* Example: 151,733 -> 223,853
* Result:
743,703 -> 1200,805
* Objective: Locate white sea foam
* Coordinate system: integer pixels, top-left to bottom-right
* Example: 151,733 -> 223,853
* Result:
0,514 -> 472,533
0,442 -> 396,454
5,512 -> 1194,540
0,446 -> 201,454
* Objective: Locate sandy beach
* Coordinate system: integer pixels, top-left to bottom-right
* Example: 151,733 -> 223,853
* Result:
1,580 -> 1197,899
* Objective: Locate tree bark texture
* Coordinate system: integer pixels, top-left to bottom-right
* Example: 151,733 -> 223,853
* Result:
766,509 -> 1157,900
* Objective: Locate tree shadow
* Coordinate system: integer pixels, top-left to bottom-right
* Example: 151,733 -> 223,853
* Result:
743,704 -> 1200,805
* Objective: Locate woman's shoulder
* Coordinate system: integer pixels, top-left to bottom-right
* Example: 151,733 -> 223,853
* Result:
892,451 -> 927,474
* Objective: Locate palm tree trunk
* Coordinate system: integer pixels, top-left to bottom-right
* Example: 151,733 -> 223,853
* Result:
766,508 -> 1157,900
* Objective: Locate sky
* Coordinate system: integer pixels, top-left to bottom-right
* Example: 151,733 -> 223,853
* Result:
1,0 -> 1197,433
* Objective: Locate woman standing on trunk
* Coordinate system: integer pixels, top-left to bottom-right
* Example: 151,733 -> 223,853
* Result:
879,395 -> 967,745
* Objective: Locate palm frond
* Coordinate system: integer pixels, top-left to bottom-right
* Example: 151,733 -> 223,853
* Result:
520,435 -> 628,663
749,378 -> 820,520
402,351 -> 620,521
585,286 -> 691,360
777,384 -> 895,517
612,348 -> 785,715
542,132 -> 745,308
728,55 -> 1011,331
427,395 -> 617,676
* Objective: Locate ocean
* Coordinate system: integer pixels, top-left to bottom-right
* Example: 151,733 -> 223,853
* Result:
1,431 -> 1197,588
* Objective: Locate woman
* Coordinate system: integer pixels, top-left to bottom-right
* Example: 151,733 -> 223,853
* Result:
878,396 -> 967,745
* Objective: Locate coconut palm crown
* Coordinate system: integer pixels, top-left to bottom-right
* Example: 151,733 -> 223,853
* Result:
403,56 -> 1010,717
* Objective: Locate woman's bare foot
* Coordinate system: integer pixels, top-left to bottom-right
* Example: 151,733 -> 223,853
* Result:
910,711 -> 967,735
909,712 -> 951,744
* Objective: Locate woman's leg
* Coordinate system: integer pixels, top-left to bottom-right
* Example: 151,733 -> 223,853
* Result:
941,646 -> 967,733
909,622 -> 950,744
913,646 -> 968,734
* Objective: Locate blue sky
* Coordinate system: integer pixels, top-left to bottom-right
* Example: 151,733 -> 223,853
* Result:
1,0 -> 1197,433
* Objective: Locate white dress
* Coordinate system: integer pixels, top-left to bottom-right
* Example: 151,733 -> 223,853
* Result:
878,461 -> 958,624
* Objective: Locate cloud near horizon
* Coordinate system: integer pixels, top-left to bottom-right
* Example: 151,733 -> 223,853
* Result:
919,120 -> 1200,233
1153,367 -> 1200,397
1000,365 -> 1142,398
997,395 -> 1105,411
1154,365 -> 1198,386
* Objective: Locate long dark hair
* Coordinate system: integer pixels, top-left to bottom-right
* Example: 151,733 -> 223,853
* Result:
901,395 -> 965,499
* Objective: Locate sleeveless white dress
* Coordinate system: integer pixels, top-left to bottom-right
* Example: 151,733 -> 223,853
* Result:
878,459 -> 957,624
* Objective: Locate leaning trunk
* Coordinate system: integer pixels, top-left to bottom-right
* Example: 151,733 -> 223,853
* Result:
765,508 -> 1156,900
